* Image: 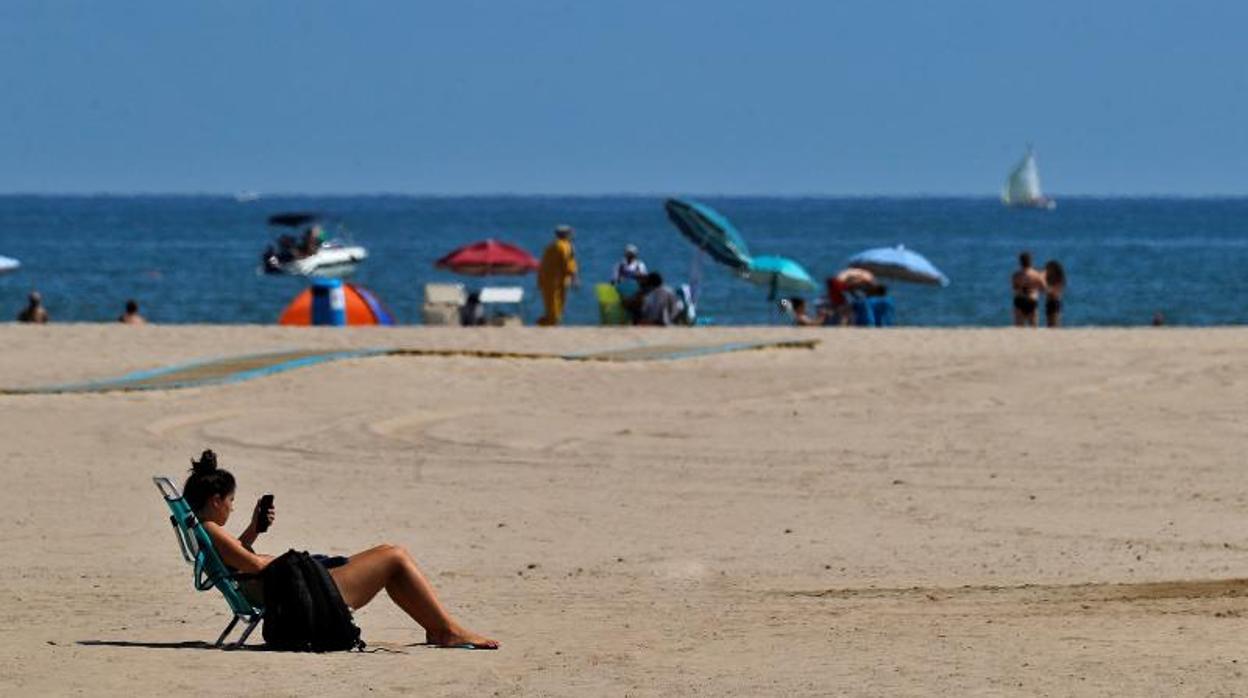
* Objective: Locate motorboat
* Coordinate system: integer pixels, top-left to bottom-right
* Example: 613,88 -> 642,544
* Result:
1002,145 -> 1056,210
263,239 -> 368,277
0,255 -> 20,274
260,212 -> 368,278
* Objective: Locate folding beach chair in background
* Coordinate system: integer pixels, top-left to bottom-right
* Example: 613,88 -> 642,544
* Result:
153,476 -> 263,648
595,283 -> 630,326
776,298 -> 799,324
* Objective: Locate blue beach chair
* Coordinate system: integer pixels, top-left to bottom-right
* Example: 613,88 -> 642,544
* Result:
153,476 -> 264,648
850,297 -> 876,327
869,296 -> 895,327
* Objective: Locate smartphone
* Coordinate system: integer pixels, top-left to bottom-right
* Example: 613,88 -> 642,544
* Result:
257,493 -> 274,533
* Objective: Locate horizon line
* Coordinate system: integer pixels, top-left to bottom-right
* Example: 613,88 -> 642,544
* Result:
3,191 -> 1248,200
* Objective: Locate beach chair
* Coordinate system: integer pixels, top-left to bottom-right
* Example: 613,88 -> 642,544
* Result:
478,286 -> 526,326
153,476 -> 264,648
421,282 -> 466,326
676,284 -> 697,325
776,298 -> 798,324
595,283 -> 630,325
851,297 -> 876,327
868,296 -> 895,327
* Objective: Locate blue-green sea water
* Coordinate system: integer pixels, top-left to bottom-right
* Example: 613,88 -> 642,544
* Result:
1,196 -> 1245,326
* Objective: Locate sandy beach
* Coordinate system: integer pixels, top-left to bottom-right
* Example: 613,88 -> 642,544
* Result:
1,324 -> 1247,696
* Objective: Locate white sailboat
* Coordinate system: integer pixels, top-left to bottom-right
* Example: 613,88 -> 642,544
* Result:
1002,146 -> 1056,210
0,255 -> 20,274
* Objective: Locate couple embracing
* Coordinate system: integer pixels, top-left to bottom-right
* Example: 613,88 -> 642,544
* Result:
1012,251 -> 1066,328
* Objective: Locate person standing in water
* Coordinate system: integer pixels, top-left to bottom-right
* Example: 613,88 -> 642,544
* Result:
118,299 -> 146,325
17,291 -> 49,323
537,224 -> 579,326
1043,260 -> 1065,328
1011,251 -> 1047,327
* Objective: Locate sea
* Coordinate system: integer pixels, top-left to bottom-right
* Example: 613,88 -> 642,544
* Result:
1,195 -> 1246,327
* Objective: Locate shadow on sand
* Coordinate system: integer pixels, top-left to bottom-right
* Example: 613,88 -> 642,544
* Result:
76,640 -> 264,651
77,639 -> 412,654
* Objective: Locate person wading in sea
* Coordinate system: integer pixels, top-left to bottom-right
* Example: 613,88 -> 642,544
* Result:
118,299 -> 147,325
1042,260 -> 1065,328
17,291 -> 49,323
1011,251 -> 1047,327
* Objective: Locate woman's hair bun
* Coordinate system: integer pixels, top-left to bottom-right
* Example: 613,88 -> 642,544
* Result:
191,449 -> 218,474
183,449 -> 234,511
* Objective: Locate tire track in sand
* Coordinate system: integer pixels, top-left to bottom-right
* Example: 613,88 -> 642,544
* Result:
783,577 -> 1248,617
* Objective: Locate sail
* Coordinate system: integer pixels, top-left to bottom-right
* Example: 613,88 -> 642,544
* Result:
1002,148 -> 1044,204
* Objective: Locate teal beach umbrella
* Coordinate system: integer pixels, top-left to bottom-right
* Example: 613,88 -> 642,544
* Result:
743,255 -> 817,299
664,199 -> 753,270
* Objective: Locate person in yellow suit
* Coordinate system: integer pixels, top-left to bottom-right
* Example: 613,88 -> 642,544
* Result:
537,224 -> 579,325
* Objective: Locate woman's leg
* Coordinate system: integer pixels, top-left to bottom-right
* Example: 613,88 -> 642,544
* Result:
329,544 -> 498,648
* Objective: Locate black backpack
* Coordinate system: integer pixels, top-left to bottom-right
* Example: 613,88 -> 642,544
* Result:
261,549 -> 365,652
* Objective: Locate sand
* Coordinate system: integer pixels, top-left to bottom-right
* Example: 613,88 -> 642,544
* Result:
1,324 -> 1247,696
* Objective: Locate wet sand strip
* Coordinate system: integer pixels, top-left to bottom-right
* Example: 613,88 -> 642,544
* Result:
4,338 -> 818,394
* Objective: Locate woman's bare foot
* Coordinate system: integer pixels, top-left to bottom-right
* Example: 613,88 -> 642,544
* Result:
427,624 -> 499,650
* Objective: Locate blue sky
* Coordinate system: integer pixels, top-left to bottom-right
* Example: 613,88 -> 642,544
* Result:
2,1 -> 1246,195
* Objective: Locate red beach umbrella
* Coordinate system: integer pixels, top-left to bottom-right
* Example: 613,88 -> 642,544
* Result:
435,239 -> 539,276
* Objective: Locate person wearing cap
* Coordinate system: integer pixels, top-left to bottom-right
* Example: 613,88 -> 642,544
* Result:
537,224 -> 579,326
17,291 -> 49,323
611,244 -> 648,285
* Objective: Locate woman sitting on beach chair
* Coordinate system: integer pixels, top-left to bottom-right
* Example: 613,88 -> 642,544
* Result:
184,450 -> 498,649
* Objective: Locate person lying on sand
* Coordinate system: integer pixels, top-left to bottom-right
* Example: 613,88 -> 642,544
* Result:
184,449 -> 498,649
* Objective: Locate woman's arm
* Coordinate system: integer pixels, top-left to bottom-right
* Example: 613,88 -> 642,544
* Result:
203,521 -> 273,573
237,497 -> 276,551
238,521 -> 260,551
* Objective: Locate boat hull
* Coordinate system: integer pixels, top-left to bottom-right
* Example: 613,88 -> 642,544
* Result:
264,245 -> 368,278
1005,197 -> 1057,210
